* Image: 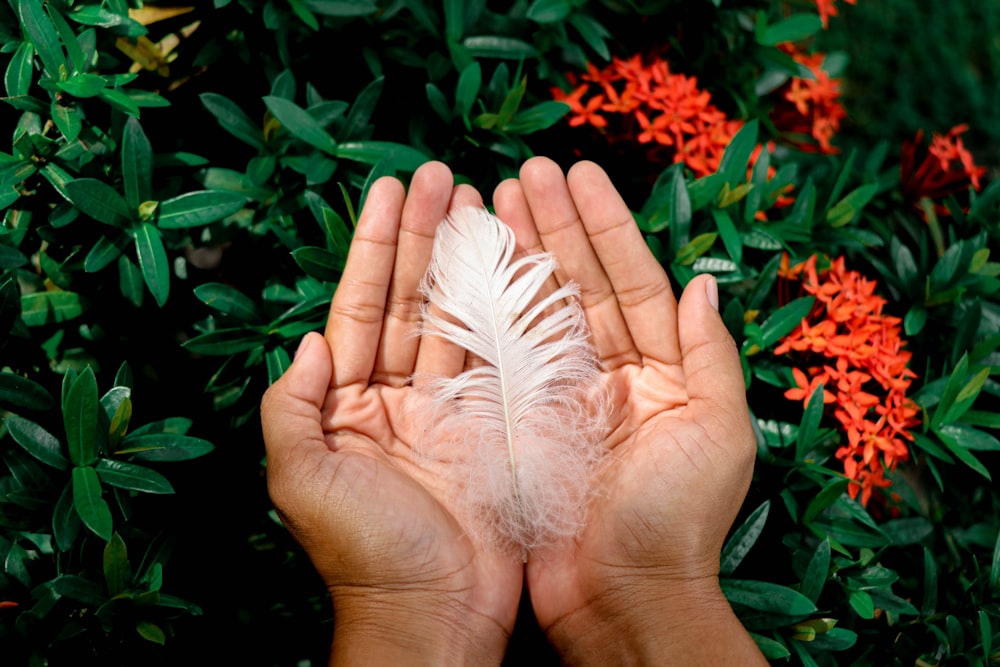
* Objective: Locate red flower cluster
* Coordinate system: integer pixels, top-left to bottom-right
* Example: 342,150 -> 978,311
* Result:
815,0 -> 857,28
769,44 -> 847,154
900,123 -> 987,204
553,53 -> 743,177
775,255 -> 920,505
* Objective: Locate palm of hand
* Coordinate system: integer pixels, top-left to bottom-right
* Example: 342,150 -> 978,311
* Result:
309,377 -> 524,633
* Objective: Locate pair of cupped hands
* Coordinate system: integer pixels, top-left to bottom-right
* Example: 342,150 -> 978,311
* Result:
260,157 -> 766,665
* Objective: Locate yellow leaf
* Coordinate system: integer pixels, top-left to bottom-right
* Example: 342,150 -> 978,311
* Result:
129,6 -> 195,26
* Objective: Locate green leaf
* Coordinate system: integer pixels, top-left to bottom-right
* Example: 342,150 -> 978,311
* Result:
84,233 -> 130,273
5,41 -> 35,98
712,207 -> 743,265
5,416 -> 68,470
826,184 -> 878,227
64,366 -> 99,466
118,255 -> 144,307
526,0 -> 572,23
849,589 -> 875,618
52,574 -> 105,606
718,120 -> 758,187
157,190 -> 247,228
181,328 -> 268,356
99,88 -> 140,117
266,346 -> 292,384
800,539 -> 831,603
937,423 -> 1000,451
505,101 -> 570,135
674,233 -> 716,266
0,372 -> 55,412
931,355 -> 973,428
264,96 -> 338,153
52,481 -> 82,551
796,381 -> 827,460
121,117 -> 153,210
18,0 -> 67,78
193,283 -> 260,322
63,178 -> 131,227
759,296 -> 816,350
935,428 -> 992,480
72,466 -> 113,541
96,458 -> 174,494
292,245 -> 345,282
758,14 -> 823,46
720,500 -> 770,576
133,223 -> 169,307
338,76 -> 384,142
334,141 -> 429,172
922,547 -> 938,614
56,72 -> 106,97
568,13 -> 610,60
103,533 -> 130,596
462,35 -> 538,59
136,620 -> 166,645
722,579 -> 818,616
200,92 -> 265,150
117,433 -> 215,462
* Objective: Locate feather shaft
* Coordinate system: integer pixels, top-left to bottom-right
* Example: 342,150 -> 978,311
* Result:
414,207 -> 606,550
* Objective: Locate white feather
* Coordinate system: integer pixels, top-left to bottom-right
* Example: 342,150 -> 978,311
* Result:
414,206 -> 606,551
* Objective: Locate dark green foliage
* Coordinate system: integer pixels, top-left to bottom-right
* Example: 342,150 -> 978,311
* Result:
0,0 -> 997,664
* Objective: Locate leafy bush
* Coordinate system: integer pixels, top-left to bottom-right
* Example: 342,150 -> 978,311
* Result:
0,0 -> 996,664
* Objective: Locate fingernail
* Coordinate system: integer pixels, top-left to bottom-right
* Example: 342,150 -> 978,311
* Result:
705,276 -> 719,311
294,333 -> 312,360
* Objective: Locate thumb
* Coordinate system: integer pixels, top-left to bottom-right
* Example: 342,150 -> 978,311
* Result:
676,275 -> 748,420
260,331 -> 333,462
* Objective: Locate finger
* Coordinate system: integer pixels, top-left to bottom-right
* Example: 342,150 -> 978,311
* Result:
676,274 -> 754,456
413,183 -> 486,382
566,160 -> 682,365
261,332 -> 332,465
375,162 -> 455,386
326,176 -> 404,387
519,157 -> 638,368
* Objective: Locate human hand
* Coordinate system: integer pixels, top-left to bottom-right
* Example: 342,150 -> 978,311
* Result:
493,157 -> 765,665
260,162 -> 522,666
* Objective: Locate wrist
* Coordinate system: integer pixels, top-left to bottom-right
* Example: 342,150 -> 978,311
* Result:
329,586 -> 509,666
545,575 -> 765,666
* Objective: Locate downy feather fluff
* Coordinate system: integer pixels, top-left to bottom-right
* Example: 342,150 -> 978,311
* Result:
415,207 -> 607,551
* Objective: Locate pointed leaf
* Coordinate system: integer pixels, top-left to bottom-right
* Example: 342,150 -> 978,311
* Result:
96,458 -> 174,494
72,466 -> 113,541
103,533 -> 130,596
18,0 -> 67,78
121,117 -> 153,209
64,366 -> 99,466
334,141 -> 429,172
722,579 -> 818,616
264,96 -> 338,153
64,178 -> 131,227
760,296 -> 816,350
720,500 -> 770,576
52,480 -> 82,551
193,283 -> 260,322
5,416 -> 68,470
200,92 -> 265,150
117,433 -> 215,462
0,372 -> 54,412
5,41 -> 35,98
758,14 -> 823,46
719,120 -> 759,186
133,223 -> 169,307
157,190 -> 247,228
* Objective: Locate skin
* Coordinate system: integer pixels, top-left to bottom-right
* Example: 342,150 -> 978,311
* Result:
260,157 -> 767,665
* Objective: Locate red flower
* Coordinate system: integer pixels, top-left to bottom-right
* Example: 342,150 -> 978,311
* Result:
776,254 -> 919,505
769,44 -> 847,154
900,124 -> 986,203
553,52 -> 742,177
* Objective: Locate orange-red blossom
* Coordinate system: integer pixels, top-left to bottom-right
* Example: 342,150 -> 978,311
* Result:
776,255 -> 920,505
552,53 -> 742,178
